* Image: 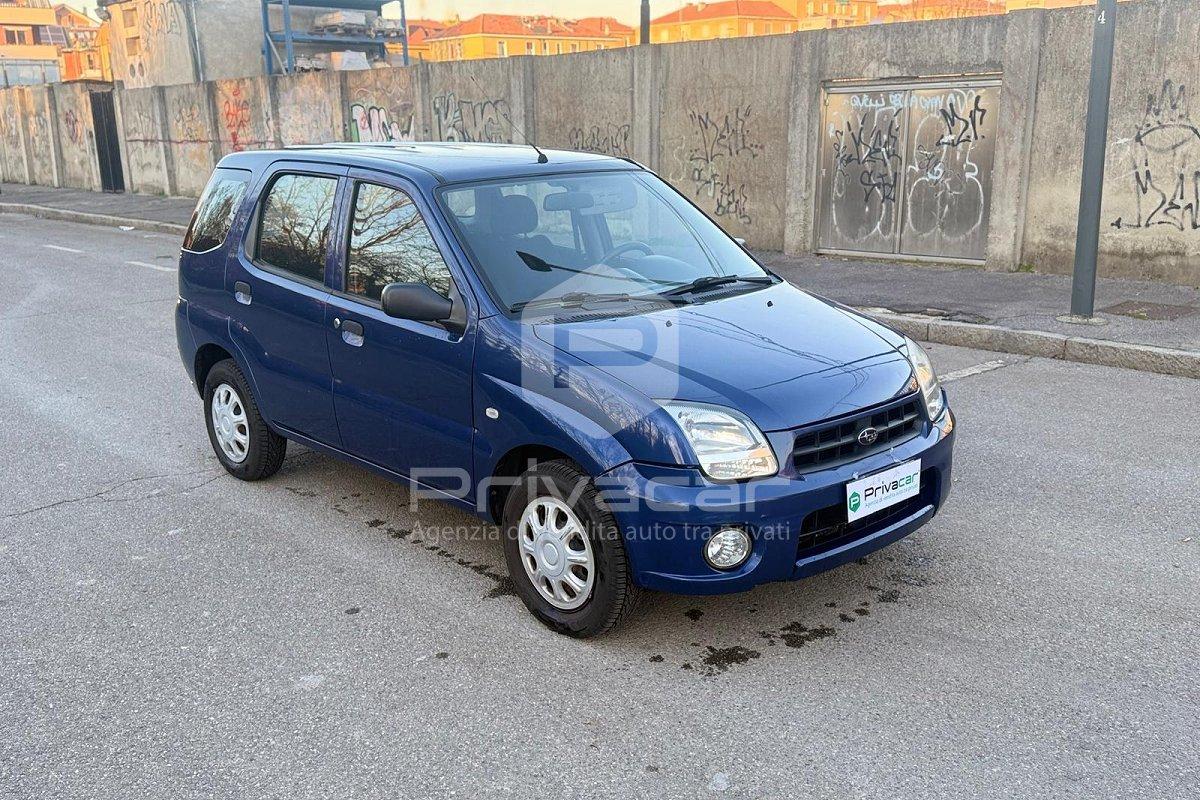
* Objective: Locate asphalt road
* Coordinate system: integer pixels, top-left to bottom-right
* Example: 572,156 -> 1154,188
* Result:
1,214 -> 1197,799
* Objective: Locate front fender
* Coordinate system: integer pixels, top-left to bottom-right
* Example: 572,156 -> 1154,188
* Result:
472,316 -> 693,502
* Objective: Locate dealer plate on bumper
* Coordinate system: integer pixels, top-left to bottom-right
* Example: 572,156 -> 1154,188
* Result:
846,459 -> 921,523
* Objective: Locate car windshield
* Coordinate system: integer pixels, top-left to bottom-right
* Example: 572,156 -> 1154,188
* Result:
439,170 -> 772,312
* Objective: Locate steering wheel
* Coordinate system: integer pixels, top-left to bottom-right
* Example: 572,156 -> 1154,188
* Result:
600,241 -> 654,263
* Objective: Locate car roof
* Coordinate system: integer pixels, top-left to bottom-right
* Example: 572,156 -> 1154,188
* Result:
218,142 -> 641,185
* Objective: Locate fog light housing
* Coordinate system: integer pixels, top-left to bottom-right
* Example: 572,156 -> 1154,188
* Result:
704,528 -> 751,570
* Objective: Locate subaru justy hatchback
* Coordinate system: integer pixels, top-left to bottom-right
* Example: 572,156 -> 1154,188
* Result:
176,143 -> 955,637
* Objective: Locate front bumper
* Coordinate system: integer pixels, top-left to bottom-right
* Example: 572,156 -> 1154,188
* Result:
599,408 -> 955,594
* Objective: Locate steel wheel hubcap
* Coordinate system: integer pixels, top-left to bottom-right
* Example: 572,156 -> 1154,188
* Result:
210,383 -> 249,464
518,496 -> 595,610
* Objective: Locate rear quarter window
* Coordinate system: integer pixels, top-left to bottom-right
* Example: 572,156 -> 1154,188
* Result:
183,168 -> 251,253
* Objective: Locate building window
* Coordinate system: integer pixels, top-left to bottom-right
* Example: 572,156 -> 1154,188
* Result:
497,41 -> 507,57
542,40 -> 549,54
570,42 -> 579,53
747,22 -> 754,35
526,41 -> 534,55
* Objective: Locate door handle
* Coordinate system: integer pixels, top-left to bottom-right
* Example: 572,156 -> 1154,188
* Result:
234,281 -> 252,305
338,318 -> 364,347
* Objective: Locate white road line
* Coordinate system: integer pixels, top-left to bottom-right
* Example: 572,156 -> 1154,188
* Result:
939,359 -> 1009,384
44,244 -> 83,253
127,260 -> 176,272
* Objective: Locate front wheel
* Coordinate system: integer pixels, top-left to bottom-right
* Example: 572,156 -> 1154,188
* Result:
502,460 -> 642,637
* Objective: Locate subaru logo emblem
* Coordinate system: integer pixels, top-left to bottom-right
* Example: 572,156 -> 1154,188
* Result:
857,427 -> 879,446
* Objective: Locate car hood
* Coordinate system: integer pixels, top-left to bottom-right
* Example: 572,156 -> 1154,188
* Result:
533,282 -> 914,432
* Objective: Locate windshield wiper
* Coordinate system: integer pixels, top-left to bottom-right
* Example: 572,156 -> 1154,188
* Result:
662,274 -> 776,297
511,291 -> 633,312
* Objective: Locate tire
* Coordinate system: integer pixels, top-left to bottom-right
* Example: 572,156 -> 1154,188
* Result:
203,359 -> 286,481
502,460 -> 642,637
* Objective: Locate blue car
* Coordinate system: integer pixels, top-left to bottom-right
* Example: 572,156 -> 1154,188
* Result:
176,143 -> 955,637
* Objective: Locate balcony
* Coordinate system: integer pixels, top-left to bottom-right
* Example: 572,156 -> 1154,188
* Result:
0,41 -> 59,61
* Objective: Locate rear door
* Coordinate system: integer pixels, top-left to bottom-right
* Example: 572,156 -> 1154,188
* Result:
227,162 -> 345,446
324,170 -> 477,493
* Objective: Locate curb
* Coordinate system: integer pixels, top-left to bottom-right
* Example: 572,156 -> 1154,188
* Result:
0,203 -> 188,237
866,311 -> 1200,381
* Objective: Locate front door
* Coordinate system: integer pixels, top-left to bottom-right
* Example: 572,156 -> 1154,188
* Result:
325,171 -> 477,495
226,163 -> 345,446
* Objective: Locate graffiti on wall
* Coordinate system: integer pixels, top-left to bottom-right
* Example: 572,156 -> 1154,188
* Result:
62,109 -> 83,145
568,123 -> 631,157
825,102 -> 904,245
431,92 -> 511,143
675,105 -> 763,225
220,84 -> 253,152
1111,79 -> 1200,232
123,0 -> 187,86
350,103 -> 413,142
905,88 -> 990,246
819,85 -> 997,261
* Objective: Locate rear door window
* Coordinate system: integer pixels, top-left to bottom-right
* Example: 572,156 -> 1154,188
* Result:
255,173 -> 339,283
183,168 -> 250,253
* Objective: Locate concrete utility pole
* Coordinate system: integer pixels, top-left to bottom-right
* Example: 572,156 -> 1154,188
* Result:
640,0 -> 651,45
1068,0 -> 1118,320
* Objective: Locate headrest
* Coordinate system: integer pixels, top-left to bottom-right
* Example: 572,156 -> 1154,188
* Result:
487,193 -> 538,236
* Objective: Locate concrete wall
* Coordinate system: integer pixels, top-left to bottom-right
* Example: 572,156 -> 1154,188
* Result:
421,57 -> 523,143
162,81 -> 217,197
23,86 -> 60,187
3,0 -> 1199,285
532,48 -> 638,160
52,83 -> 102,192
343,67 -> 419,143
117,86 -> 171,194
1023,1 -> 1200,283
275,71 -> 344,146
0,87 -> 28,184
658,35 -> 794,249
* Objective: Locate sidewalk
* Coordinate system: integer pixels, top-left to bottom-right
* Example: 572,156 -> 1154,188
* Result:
2,182 -> 1197,378
762,252 -> 1200,359
0,182 -> 193,233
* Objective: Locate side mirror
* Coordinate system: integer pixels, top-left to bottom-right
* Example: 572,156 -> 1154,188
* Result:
381,282 -> 454,322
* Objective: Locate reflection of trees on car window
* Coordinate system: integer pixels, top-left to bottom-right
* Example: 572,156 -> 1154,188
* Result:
257,174 -> 337,282
348,183 -> 453,301
186,176 -> 247,252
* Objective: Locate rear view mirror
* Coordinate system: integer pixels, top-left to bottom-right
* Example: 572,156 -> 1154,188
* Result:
544,191 -> 594,212
381,282 -> 454,322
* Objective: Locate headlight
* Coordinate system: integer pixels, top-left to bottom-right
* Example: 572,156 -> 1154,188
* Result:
903,337 -> 944,420
660,401 -> 778,481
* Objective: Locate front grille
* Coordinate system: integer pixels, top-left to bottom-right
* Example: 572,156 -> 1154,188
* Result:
792,395 -> 923,472
795,468 -> 936,558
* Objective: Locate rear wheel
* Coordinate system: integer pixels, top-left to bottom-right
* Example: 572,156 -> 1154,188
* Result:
502,460 -> 642,637
203,359 -> 286,481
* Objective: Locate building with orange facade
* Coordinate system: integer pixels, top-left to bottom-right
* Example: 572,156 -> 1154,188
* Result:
650,1 -> 799,43
54,3 -> 106,81
1005,0 -> 1095,8
0,0 -> 61,85
879,0 -> 1006,20
398,18 -> 446,62
425,14 -> 633,62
